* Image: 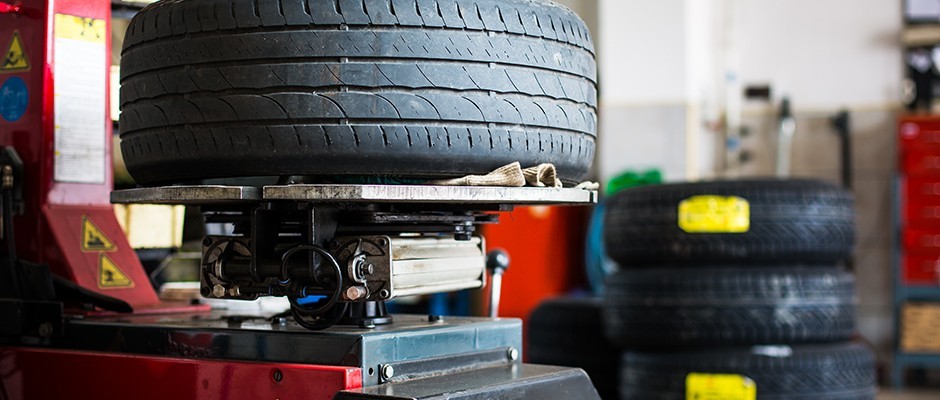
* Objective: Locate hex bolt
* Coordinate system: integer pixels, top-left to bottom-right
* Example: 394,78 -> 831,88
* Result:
38,323 -> 53,338
227,286 -> 241,297
507,347 -> 519,361
359,264 -> 374,276
2,165 -> 13,189
212,284 -> 226,298
378,289 -> 390,299
381,365 -> 395,380
345,286 -> 368,301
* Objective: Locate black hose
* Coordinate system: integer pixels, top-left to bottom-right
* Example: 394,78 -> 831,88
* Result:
283,243 -> 347,330
290,302 -> 348,330
3,189 -> 20,297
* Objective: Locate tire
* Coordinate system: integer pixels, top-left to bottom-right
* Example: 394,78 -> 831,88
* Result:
603,179 -> 855,266
119,0 -> 597,185
528,297 -> 619,400
603,267 -> 856,348
619,341 -> 877,400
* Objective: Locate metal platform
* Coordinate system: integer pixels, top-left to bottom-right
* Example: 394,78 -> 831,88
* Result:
111,184 -> 597,206
56,312 -> 523,387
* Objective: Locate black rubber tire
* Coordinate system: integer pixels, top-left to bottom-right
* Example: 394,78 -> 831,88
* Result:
603,266 -> 856,348
528,297 -> 619,400
118,0 -> 597,185
603,179 -> 855,266
620,341 -> 877,400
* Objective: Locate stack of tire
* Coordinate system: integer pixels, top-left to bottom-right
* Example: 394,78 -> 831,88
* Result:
602,179 -> 877,399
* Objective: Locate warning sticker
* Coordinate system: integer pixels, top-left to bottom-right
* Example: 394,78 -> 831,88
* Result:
53,13 -> 107,184
1,31 -> 29,73
686,373 -> 756,400
98,253 -> 134,289
678,195 -> 750,234
81,215 -> 116,252
0,76 -> 28,122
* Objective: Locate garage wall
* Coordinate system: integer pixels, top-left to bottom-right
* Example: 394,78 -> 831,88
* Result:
730,0 -> 903,364
587,0 -> 903,362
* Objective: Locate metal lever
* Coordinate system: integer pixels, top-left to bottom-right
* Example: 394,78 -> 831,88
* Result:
486,249 -> 509,318
0,2 -> 22,14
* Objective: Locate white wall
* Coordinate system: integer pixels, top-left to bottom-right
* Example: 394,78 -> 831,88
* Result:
598,0 -> 688,105
597,0 -> 690,181
734,0 -> 902,110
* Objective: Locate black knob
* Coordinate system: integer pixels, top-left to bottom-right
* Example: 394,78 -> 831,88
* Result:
486,249 -> 510,274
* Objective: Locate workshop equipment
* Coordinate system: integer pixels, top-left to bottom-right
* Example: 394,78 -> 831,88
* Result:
0,0 -> 165,311
0,1 -> 602,398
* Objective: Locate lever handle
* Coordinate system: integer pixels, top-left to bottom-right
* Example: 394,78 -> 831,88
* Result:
486,249 -> 509,318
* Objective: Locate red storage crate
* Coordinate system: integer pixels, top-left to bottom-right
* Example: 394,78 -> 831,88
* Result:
902,151 -> 940,178
903,230 -> 940,256
903,178 -> 940,229
900,117 -> 940,155
903,255 -> 940,285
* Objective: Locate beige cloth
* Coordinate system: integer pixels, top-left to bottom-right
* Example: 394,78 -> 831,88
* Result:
574,181 -> 600,190
522,163 -> 562,188
430,162 -> 594,189
429,162 -> 526,187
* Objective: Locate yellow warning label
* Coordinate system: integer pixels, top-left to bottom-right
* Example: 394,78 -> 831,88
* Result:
98,253 -> 134,289
81,215 -> 116,252
1,31 -> 29,73
55,14 -> 106,43
686,373 -> 757,400
678,195 -> 750,233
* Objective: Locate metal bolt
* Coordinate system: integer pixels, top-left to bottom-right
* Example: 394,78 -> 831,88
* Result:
2,165 -> 13,189
381,365 -> 395,380
227,286 -> 241,297
359,264 -> 374,276
38,323 -> 53,338
378,289 -> 390,299
212,284 -> 226,298
377,238 -> 388,246
202,237 -> 212,246
272,317 -> 288,326
345,286 -> 368,301
507,348 -> 519,361
272,369 -> 283,382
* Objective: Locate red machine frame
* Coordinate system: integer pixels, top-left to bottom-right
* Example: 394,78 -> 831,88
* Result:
0,347 -> 362,400
1,0 -> 160,308
0,3 -> 368,398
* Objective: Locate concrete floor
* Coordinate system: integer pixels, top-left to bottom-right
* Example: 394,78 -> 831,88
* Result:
878,390 -> 940,399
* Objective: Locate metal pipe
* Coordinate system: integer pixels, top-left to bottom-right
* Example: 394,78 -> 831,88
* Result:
776,97 -> 796,177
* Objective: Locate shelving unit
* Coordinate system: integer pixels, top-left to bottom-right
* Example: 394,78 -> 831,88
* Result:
893,115 -> 940,388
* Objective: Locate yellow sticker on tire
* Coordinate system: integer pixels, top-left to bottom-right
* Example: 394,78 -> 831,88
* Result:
686,373 -> 756,400
678,195 -> 750,233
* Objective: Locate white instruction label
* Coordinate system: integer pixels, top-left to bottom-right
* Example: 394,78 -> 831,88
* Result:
53,14 -> 107,184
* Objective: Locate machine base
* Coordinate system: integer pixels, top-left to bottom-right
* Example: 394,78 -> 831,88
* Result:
54,312 -> 522,387
1,312 -> 600,399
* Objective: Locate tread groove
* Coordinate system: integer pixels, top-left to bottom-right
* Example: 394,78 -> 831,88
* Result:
120,0 -> 595,185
